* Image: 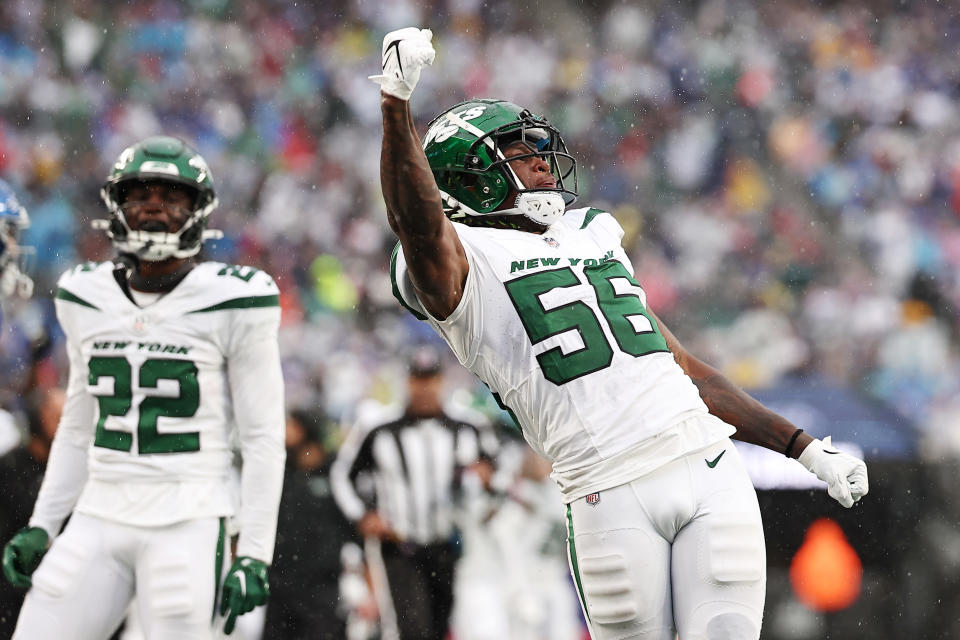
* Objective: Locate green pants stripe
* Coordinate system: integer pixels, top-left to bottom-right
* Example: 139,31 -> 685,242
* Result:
566,504 -> 590,622
212,517 -> 226,623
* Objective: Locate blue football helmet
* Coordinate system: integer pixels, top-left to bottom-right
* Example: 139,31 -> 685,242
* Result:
0,179 -> 34,299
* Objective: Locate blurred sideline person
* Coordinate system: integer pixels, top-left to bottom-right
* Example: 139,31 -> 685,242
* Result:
331,346 -> 498,640
0,387 -> 64,636
263,409 -> 357,640
0,178 -> 34,458
0,178 -> 33,307
374,28 -> 869,640
1,137 -> 286,638
453,441 -> 584,640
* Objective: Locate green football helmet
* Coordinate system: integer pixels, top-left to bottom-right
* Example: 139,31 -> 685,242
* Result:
97,136 -> 221,261
423,99 -> 577,226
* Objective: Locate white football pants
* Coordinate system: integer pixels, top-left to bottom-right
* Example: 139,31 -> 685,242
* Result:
566,438 -> 766,640
14,513 -> 227,640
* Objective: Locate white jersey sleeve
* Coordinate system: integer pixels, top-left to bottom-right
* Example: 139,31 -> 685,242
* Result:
28,279 -> 98,536
390,241 -> 484,368
225,285 -> 286,562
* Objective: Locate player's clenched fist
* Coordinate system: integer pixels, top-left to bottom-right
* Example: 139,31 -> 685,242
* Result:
798,436 -> 869,508
369,27 -> 436,100
2,526 -> 49,588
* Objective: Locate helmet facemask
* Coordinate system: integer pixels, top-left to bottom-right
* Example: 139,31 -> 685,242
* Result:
99,180 -> 218,262
485,121 -> 576,226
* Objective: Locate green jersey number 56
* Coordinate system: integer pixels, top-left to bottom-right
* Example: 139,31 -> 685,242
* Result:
505,260 -> 669,385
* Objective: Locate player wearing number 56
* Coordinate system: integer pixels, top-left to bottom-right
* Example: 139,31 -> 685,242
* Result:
1,137 -> 285,639
376,27 -> 869,640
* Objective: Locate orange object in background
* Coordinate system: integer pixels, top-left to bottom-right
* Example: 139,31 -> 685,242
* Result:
790,518 -> 863,612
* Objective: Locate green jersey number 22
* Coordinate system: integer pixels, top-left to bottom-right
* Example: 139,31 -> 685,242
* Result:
505,260 -> 669,385
89,356 -> 200,454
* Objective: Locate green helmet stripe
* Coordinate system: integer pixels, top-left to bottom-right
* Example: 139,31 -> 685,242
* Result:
444,110 -> 493,148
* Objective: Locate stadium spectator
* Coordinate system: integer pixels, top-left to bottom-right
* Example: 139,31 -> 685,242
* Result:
2,1 -> 959,436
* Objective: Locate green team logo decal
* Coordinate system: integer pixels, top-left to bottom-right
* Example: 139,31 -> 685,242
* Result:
505,260 -> 668,385
423,105 -> 487,146
90,356 -> 201,454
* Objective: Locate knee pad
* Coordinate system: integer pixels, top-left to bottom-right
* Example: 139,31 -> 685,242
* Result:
31,536 -> 91,599
705,611 -> 759,640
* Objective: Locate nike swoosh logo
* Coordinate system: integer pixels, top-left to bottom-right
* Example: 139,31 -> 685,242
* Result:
824,450 -> 840,454
384,39 -> 403,77
705,450 -> 726,468
233,570 -> 247,597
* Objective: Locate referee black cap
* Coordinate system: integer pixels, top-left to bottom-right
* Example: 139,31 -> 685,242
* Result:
407,345 -> 444,377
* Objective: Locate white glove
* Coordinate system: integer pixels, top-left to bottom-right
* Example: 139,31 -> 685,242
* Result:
369,27 -> 436,100
797,436 -> 869,508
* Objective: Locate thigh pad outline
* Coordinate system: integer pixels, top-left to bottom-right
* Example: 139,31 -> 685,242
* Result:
145,554 -> 195,618
31,535 -> 92,599
706,513 -> 764,584
578,552 -> 638,625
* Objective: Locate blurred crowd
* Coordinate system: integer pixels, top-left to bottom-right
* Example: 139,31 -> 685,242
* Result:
2,0 -> 959,442
2,0 -> 959,637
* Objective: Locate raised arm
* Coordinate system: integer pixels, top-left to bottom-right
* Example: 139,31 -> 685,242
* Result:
654,312 -> 869,508
374,28 -> 468,320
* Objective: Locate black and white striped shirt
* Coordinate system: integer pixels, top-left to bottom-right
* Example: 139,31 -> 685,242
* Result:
331,412 -> 497,545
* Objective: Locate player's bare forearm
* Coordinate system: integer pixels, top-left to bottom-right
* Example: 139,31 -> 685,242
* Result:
379,93 -> 468,318
687,359 -> 813,455
380,94 -> 445,239
655,314 -> 814,457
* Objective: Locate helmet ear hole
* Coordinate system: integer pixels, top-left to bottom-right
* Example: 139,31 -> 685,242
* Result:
182,186 -> 200,209
109,217 -> 127,238
115,182 -> 131,205
178,224 -> 202,250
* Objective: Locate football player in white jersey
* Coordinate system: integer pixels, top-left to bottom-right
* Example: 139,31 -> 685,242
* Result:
373,28 -> 869,640
1,137 -> 286,639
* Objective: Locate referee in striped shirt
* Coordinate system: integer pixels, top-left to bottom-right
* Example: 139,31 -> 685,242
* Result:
331,346 -> 497,640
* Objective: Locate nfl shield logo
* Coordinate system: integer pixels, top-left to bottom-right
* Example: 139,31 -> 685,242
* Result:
543,236 -> 560,248
586,492 -> 600,506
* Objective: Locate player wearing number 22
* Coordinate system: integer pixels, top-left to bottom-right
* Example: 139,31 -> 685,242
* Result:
1,136 -> 285,639
376,28 -> 870,640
